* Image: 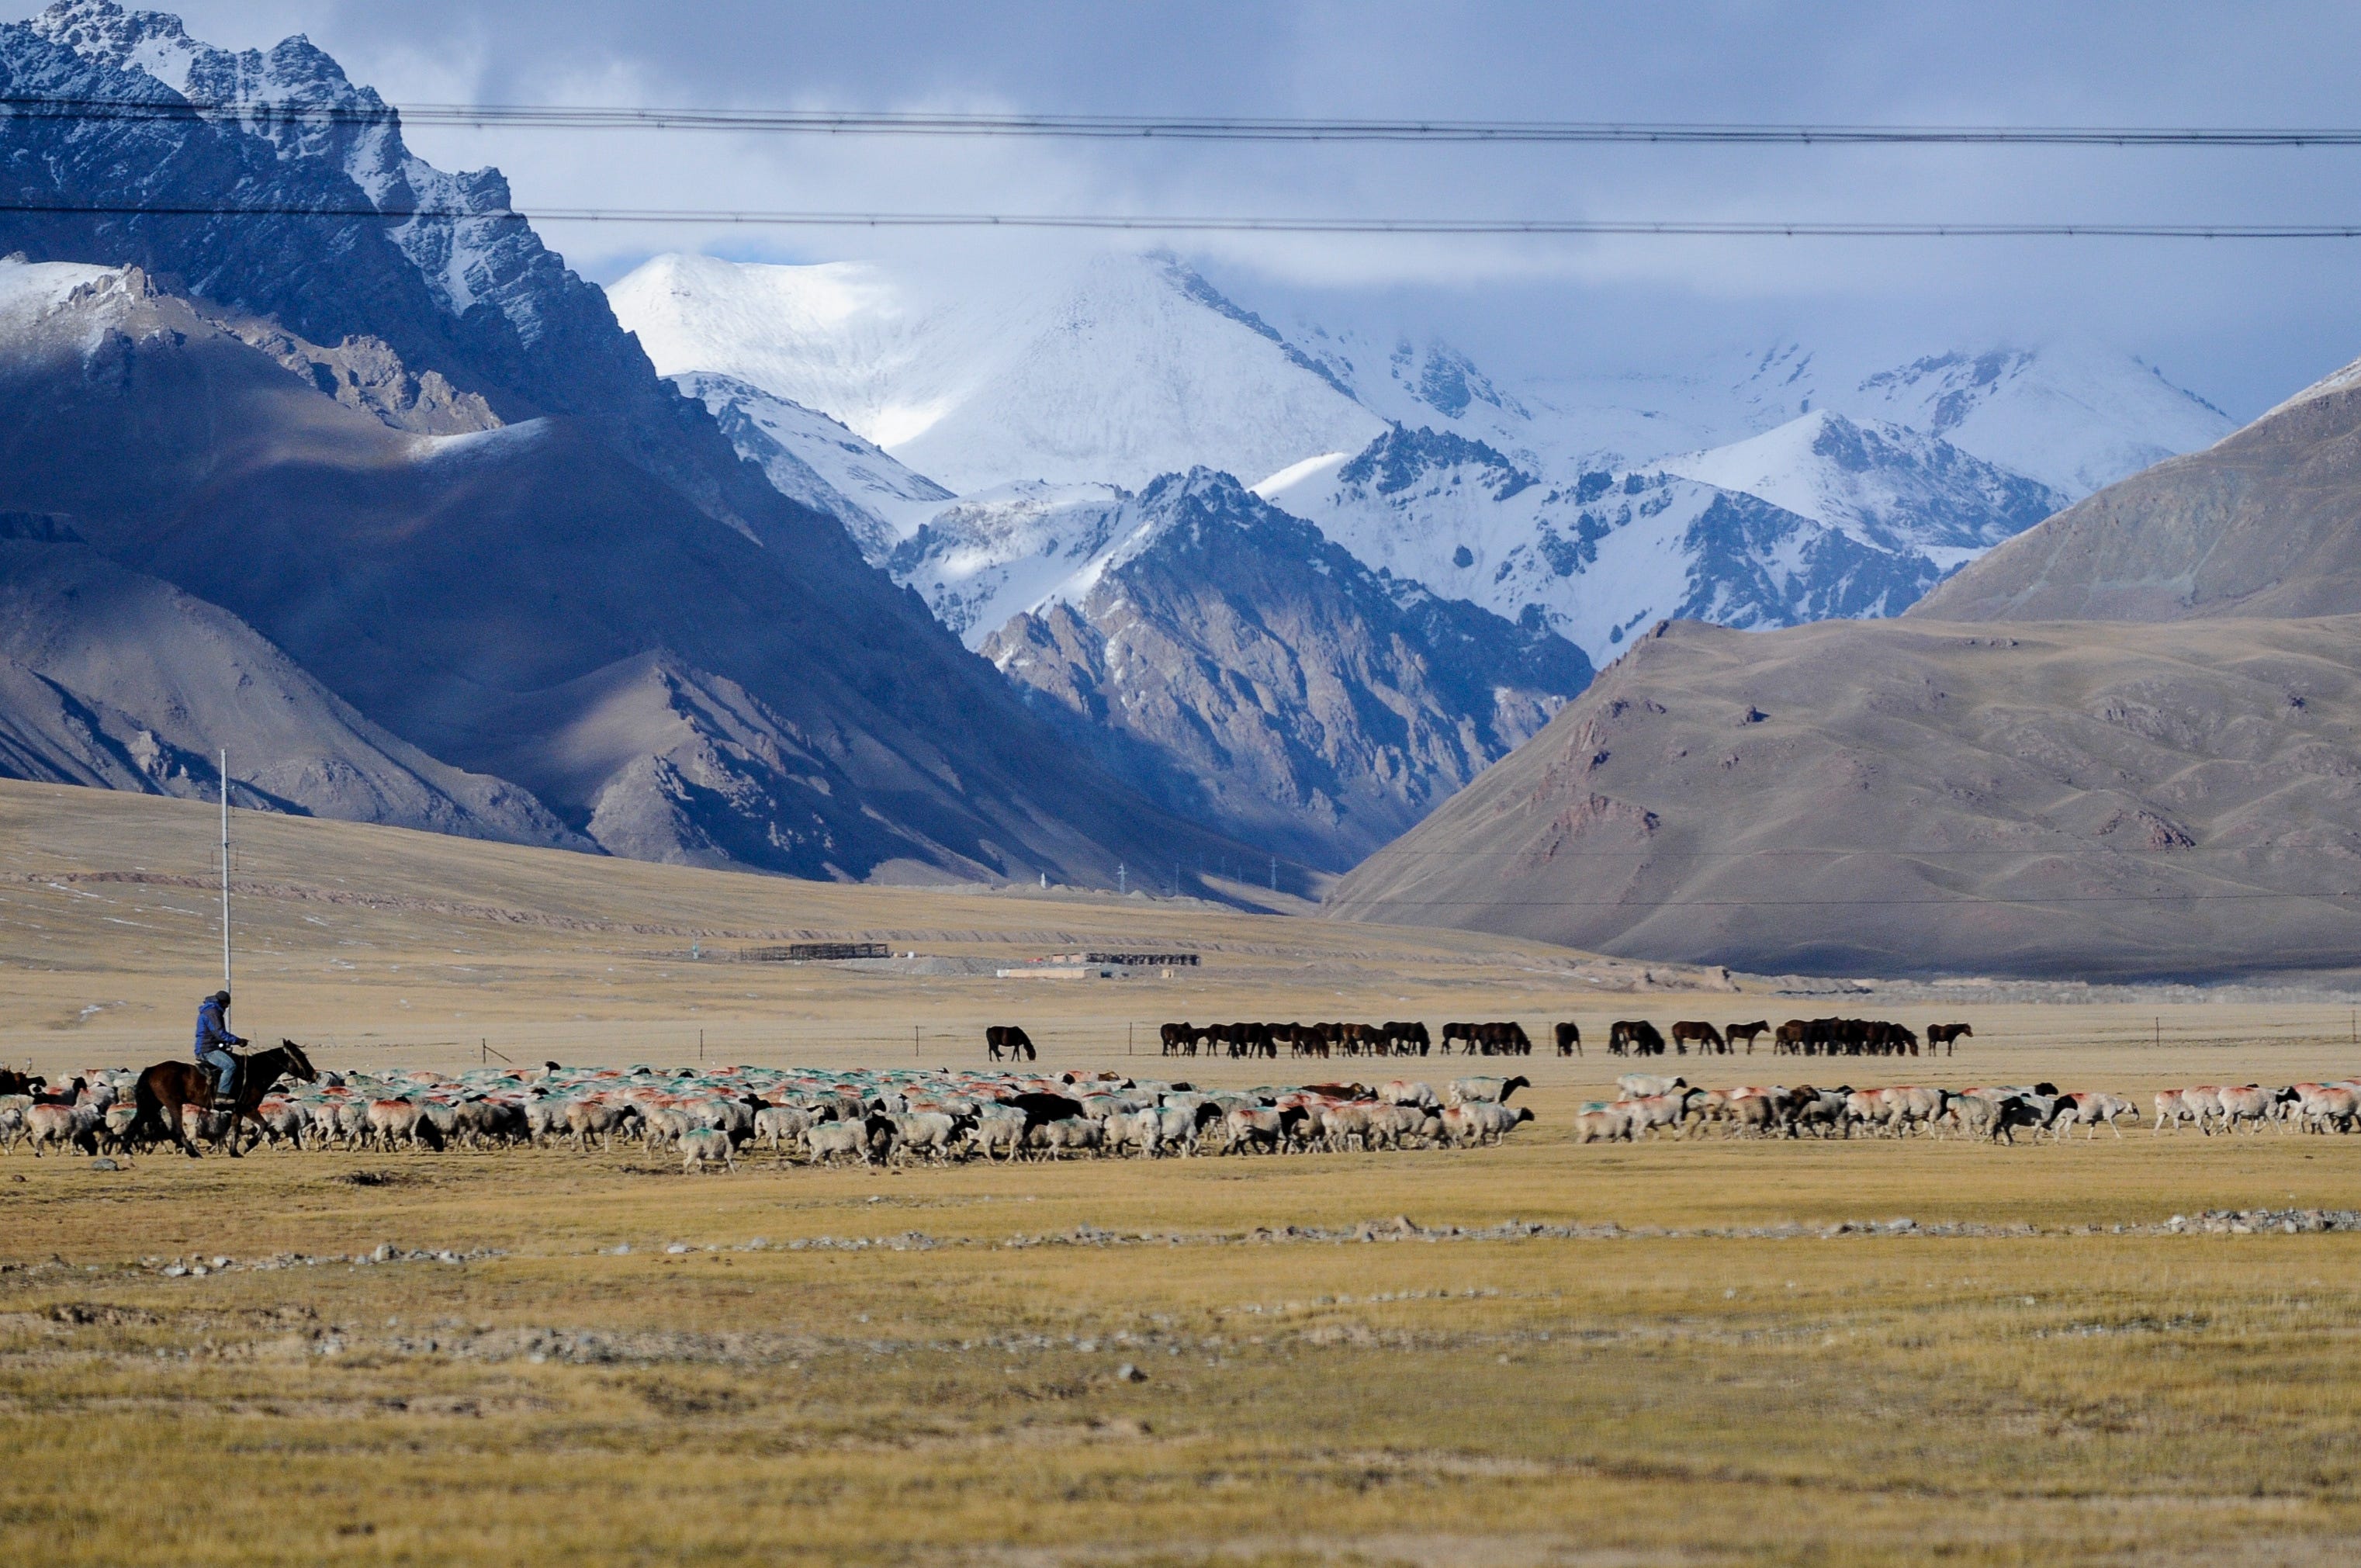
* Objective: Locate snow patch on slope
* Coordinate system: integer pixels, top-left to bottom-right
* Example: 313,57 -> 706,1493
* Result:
673,372 -> 954,565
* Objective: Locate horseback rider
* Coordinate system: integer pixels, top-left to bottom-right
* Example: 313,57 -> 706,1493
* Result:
193,990 -> 247,1102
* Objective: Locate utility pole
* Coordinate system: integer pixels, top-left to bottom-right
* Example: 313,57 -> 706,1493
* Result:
219,749 -> 233,994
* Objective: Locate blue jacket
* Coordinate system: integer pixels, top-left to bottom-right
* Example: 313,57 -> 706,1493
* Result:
193,998 -> 244,1056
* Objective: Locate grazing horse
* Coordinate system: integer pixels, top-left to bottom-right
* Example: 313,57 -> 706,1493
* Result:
1670,1020 -> 1726,1055
1553,1021 -> 1582,1057
128,1039 -> 320,1158
985,1025 -> 1037,1062
1464,1021 -> 1531,1057
1926,1023 -> 1972,1055
1440,1022 -> 1476,1054
1608,1019 -> 1666,1057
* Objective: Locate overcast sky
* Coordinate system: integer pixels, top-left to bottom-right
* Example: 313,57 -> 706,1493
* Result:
136,1 -> 2361,416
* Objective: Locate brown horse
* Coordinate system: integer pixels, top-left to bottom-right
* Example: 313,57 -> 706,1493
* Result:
1726,1021 -> 1771,1054
129,1039 -> 319,1158
1670,1020 -> 1727,1055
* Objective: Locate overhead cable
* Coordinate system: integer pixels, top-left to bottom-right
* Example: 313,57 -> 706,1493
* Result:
9,98 -> 2361,146
3,199 -> 2358,238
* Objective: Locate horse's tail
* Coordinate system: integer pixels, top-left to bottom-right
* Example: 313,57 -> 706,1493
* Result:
127,1072 -> 168,1145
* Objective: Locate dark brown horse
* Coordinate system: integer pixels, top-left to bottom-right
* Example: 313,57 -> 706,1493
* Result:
1670,1020 -> 1727,1055
129,1039 -> 319,1158
985,1025 -> 1036,1062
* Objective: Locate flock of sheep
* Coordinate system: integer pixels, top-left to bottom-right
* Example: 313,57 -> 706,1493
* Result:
0,1063 -> 1538,1168
1573,1073 -> 2361,1142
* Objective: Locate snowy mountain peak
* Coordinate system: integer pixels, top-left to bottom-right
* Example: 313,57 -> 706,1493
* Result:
1659,409 -> 2067,558
608,248 -> 1387,493
1334,424 -> 1539,501
30,2 -> 200,92
1843,338 -> 2232,496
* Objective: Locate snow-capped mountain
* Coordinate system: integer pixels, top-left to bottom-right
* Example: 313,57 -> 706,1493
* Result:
617,247 -> 2227,658
609,250 -> 1386,493
1844,344 -> 2235,497
1256,423 -> 2009,665
957,470 -> 1591,867
1527,338 -> 2235,495
888,483 -> 1133,647
673,372 -> 953,565
1657,410 -> 2068,569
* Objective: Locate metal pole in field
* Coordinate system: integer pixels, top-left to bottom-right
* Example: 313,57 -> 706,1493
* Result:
699,1029 -> 704,1063
1128,1022 -> 1134,1056
915,1023 -> 920,1059
2155,1016 -> 2160,1048
218,749 -> 232,993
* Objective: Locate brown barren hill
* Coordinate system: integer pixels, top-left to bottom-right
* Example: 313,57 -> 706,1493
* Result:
1912,355 -> 2361,622
1325,616 -> 2361,981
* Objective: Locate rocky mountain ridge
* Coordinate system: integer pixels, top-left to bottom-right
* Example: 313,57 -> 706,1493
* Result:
968,471 -> 1593,868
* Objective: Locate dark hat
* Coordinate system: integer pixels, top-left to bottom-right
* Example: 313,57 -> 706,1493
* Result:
213,990 -> 231,1005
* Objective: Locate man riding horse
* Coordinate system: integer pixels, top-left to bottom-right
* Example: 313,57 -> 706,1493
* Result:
194,990 -> 248,1101
126,994 -> 317,1158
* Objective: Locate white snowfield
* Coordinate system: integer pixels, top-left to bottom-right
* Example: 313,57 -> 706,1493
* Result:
610,251 -> 1386,494
605,247 -> 2235,660
0,258 -> 120,327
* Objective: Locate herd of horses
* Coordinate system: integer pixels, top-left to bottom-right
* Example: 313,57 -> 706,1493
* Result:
1153,1020 -> 1542,1058
1606,1018 -> 1970,1057
1121,1017 -> 1971,1061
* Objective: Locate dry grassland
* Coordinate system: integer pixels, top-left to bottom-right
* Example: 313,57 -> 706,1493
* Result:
5,780 -> 2361,1565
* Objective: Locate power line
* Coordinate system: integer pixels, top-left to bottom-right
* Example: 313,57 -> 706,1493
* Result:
4,199 -> 2358,238
1346,890 -> 2361,909
12,98 -> 2361,147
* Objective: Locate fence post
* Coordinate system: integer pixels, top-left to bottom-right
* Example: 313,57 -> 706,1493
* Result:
1128,1022 -> 1134,1057
915,1024 -> 920,1059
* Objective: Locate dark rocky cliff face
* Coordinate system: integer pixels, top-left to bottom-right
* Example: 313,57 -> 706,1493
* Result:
978,471 -> 1593,870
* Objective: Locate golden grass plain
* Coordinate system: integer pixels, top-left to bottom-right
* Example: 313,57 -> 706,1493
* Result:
6,778 -> 2361,1566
